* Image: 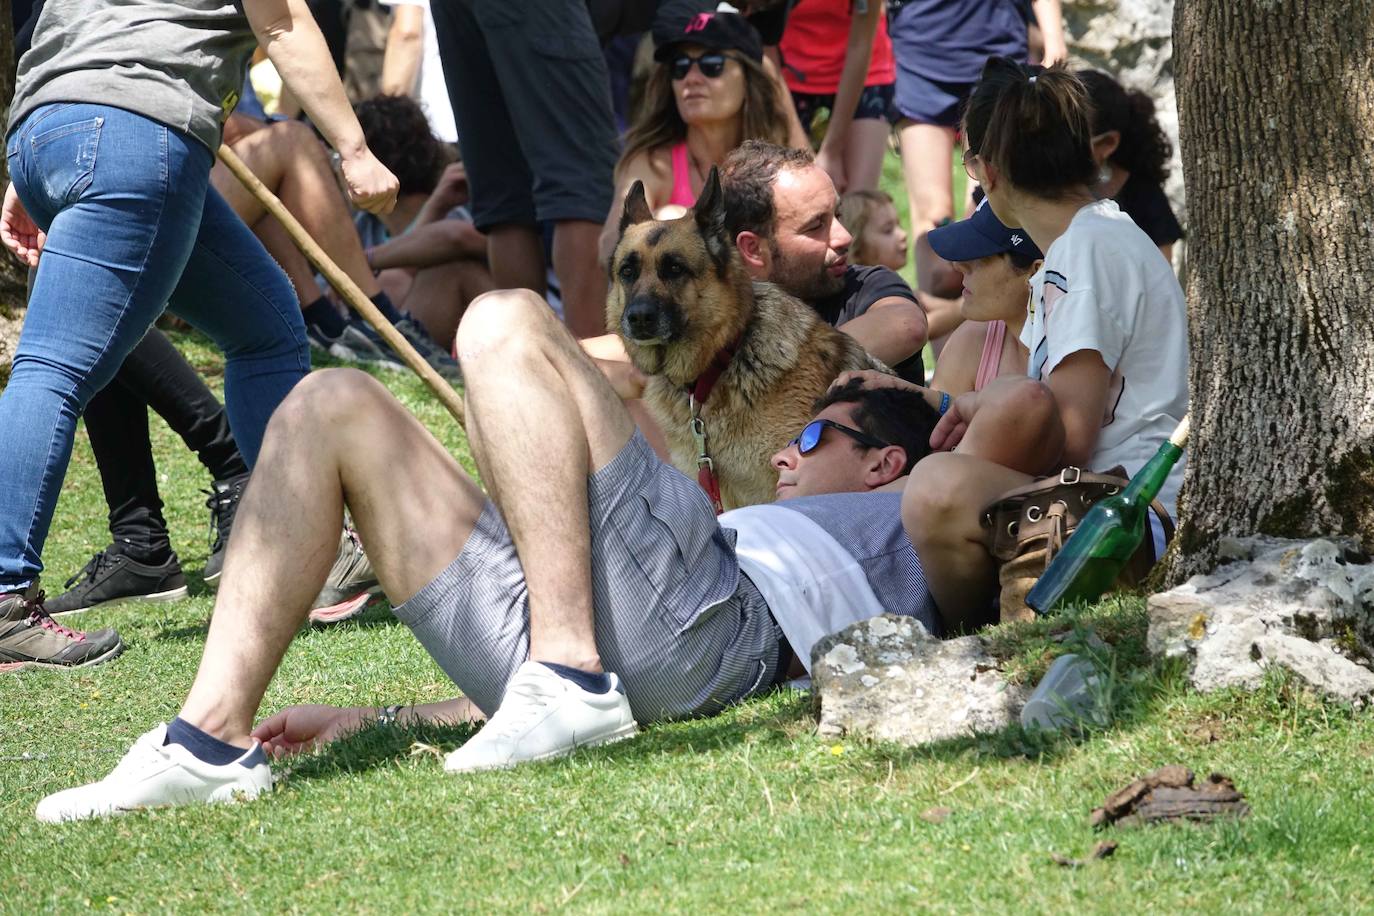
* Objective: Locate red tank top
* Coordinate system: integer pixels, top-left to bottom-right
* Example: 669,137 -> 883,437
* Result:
779,0 -> 896,96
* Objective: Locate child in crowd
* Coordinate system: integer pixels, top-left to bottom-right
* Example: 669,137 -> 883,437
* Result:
837,189 -> 908,272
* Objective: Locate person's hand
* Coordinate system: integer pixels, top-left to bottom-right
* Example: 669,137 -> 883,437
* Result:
1,184 -> 45,267
1040,33 -> 1068,67
930,390 -> 979,452
596,358 -> 648,400
815,144 -> 847,194
830,369 -> 921,395
340,149 -> 399,215
251,704 -> 373,759
428,162 -> 470,212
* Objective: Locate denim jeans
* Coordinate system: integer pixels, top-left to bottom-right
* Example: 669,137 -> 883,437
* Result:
1,103 -> 308,589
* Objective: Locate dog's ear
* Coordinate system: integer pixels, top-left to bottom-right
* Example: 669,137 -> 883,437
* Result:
619,181 -> 654,233
692,167 -> 731,271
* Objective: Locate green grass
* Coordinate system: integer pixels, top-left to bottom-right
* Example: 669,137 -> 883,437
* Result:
4,328 -> 1374,913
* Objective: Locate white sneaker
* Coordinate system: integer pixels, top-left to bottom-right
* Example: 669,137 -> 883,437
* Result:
35,724 -> 271,823
444,662 -> 638,773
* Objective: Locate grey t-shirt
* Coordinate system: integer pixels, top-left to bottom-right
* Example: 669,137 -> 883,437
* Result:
8,0 -> 256,152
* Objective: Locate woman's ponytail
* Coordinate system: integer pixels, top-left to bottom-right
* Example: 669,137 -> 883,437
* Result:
962,57 -> 1097,197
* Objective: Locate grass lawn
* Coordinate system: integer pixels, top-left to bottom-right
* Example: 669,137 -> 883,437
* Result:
3,156 -> 1372,912
3,331 -> 1373,914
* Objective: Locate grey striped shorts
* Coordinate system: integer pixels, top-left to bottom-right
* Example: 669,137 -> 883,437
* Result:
392,432 -> 782,722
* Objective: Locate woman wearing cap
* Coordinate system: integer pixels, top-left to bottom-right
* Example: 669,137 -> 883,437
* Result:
0,0 -> 398,660
924,200 -> 1042,396
596,9 -> 792,264
896,58 -> 1188,632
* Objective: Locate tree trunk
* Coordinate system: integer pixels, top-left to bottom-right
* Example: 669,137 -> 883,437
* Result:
0,0 -> 26,317
1165,0 -> 1374,582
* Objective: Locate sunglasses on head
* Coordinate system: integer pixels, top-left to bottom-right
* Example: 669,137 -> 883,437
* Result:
788,419 -> 890,455
670,52 -> 730,80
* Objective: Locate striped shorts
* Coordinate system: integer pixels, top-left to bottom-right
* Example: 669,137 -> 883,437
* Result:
392,433 -> 782,722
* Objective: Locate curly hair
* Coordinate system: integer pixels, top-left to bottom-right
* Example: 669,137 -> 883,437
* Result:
1078,69 -> 1172,186
353,94 -> 450,196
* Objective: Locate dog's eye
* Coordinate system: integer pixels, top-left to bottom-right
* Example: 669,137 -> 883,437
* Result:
617,259 -> 638,283
659,258 -> 687,280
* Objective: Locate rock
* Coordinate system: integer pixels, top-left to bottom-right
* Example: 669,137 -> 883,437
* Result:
1148,536 -> 1374,704
1063,0 -> 1184,220
812,614 -> 1029,747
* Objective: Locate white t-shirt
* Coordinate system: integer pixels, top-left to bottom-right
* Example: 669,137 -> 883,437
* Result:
380,0 -> 458,143
1021,199 -> 1189,516
722,492 -> 940,672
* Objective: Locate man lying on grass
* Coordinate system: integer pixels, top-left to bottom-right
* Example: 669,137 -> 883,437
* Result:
37,288 -> 941,823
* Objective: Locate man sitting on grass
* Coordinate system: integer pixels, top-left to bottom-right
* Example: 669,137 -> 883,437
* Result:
36,288 -> 941,823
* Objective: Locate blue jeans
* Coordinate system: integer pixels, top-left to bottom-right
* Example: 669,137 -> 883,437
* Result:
1,103 -> 309,589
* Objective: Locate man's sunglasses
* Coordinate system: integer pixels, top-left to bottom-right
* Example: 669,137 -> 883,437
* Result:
788,419 -> 890,455
670,52 -> 730,80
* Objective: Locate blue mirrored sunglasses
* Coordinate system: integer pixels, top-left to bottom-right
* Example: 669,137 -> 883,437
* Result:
789,418 -> 890,455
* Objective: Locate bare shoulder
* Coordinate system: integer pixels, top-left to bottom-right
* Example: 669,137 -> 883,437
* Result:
932,319 -> 988,396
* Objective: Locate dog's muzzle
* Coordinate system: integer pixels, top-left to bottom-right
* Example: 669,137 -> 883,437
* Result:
620,295 -> 679,344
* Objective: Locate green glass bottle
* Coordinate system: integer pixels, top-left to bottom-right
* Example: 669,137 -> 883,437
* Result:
1025,416 -> 1190,616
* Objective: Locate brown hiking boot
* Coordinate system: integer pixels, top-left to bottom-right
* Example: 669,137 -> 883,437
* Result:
0,585 -> 125,671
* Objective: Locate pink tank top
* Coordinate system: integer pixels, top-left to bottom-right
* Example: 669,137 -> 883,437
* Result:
668,143 -> 696,208
974,320 -> 1008,392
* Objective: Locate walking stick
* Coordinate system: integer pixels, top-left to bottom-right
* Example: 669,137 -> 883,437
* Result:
216,144 -> 467,428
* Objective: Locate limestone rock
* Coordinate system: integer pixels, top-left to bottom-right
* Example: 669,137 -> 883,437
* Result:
812,614 -> 1029,746
1148,536 -> 1374,704
1063,0 -> 1184,219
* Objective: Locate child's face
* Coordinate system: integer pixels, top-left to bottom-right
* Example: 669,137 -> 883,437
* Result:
862,202 -> 908,271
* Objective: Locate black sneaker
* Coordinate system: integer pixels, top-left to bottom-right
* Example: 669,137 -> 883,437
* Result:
0,585 -> 124,670
203,472 -> 250,587
43,548 -> 189,616
394,315 -> 463,384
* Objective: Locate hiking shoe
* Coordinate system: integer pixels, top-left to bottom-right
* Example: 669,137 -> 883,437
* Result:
308,527 -> 380,624
43,548 -> 188,616
35,723 -> 271,823
328,321 -> 405,371
443,662 -> 637,773
395,315 -> 463,384
0,586 -> 124,670
203,472 -> 250,587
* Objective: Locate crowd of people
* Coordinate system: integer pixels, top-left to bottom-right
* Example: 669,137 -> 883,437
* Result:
0,0 -> 1188,822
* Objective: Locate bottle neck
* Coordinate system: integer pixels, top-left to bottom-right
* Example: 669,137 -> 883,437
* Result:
1122,441 -> 1184,503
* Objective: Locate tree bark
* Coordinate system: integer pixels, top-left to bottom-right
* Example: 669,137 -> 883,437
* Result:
1165,0 -> 1374,582
0,0 -> 25,318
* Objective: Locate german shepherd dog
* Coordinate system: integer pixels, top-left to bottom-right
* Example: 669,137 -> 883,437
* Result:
607,168 -> 884,510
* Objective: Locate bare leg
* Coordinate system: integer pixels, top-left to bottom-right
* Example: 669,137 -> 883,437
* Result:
455,288 -> 636,671
904,453 -> 1032,633
898,121 -> 964,313
843,119 -> 893,193
485,224 -> 547,296
210,120 -> 381,298
552,219 -> 611,339
178,369 -> 488,745
955,378 -> 1065,475
403,258 -> 494,350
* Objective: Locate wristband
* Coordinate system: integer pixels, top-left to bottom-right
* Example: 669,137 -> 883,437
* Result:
376,704 -> 404,726
938,391 -> 951,416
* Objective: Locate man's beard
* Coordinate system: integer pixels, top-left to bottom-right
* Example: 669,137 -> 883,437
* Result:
768,244 -> 844,302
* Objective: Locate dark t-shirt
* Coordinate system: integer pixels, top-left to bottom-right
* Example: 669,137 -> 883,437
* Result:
889,0 -> 1028,84
1114,174 -> 1185,247
810,265 -> 925,383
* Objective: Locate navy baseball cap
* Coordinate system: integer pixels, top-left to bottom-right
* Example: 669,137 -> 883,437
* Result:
652,6 -> 764,63
927,199 -> 1043,263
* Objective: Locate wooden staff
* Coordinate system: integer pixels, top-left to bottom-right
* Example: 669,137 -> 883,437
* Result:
216,144 -> 466,427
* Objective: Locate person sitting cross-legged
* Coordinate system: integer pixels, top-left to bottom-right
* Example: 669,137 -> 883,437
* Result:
35,287 -> 942,822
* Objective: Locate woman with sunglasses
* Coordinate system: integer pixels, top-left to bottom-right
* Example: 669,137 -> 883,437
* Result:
891,58 -> 1188,633
597,10 -> 793,263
